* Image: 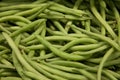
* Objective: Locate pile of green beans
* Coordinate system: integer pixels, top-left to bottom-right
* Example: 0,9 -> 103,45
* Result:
0,0 -> 120,80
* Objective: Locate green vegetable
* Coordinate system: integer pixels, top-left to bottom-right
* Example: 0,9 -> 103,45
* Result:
0,0 -> 120,80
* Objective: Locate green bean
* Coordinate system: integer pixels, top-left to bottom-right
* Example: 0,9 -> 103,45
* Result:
71,25 -> 120,51
49,2 -> 88,16
108,51 -> 120,60
0,25 -> 11,34
41,61 -> 96,80
85,20 -> 91,31
97,48 -> 114,80
2,32 -> 49,79
0,49 -> 10,56
106,70 -> 120,79
68,33 -> 88,38
105,58 -> 120,67
26,44 -> 46,50
45,58 -> 62,62
52,21 -> 67,34
5,26 -> 20,31
41,26 -> 46,37
40,50 -> 46,57
0,16 -> 31,24
22,32 -> 30,38
103,70 -> 118,80
32,53 -> 55,60
11,19 -> 45,37
23,52 -> 67,80
39,64 -> 88,80
43,9 -> 64,16
18,45 -> 30,52
33,0 -> 47,4
41,61 -> 77,73
36,35 -> 88,61
0,2 -> 15,7
26,44 -> 62,50
0,71 -> 19,77
46,28 -> 65,36
21,21 -> 45,43
73,69 -> 96,80
0,4 -> 40,11
71,27 -> 83,34
13,34 -> 31,80
27,42 -> 103,51
28,50 -> 35,58
2,19 -> 42,41
39,13 -> 90,21
12,53 -> 31,80
15,22 -> 27,27
34,35 -> 91,43
70,42 -> 105,51
58,0 -> 73,8
86,57 -> 102,64
99,0 -> 106,35
26,35 -> 78,45
90,0 -> 117,39
0,77 -> 22,80
27,4 -> 51,20
15,6 -> 44,16
0,1 -> 120,79
60,38 -> 98,51
107,0 -> 120,45
90,26 -> 101,34
23,71 -> 50,80
0,46 -> 8,50
72,45 -> 109,55
0,64 -> 15,69
0,58 -> 13,66
49,60 -> 93,69
0,10 -> 19,17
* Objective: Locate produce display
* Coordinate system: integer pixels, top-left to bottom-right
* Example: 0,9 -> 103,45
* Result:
0,0 -> 120,80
